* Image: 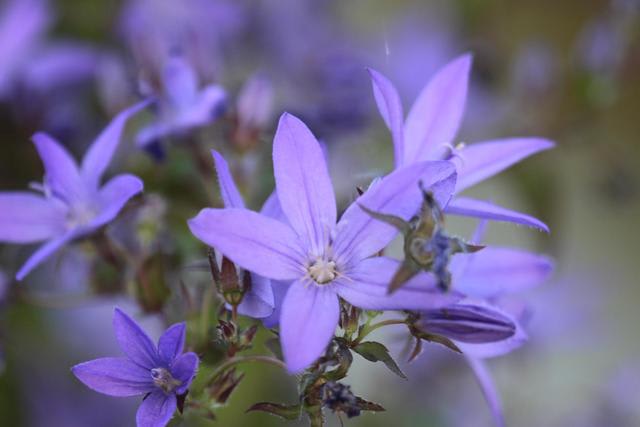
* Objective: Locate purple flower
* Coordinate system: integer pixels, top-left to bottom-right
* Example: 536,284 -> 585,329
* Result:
189,113 -> 462,372
0,101 -> 148,280
136,55 -> 226,148
72,308 -> 198,427
368,54 -> 554,231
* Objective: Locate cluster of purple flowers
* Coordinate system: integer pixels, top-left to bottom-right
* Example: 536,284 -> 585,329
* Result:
0,1 -> 556,426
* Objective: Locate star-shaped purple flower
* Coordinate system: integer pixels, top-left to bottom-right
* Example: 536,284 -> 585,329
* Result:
368,54 -> 555,231
189,112 -> 462,373
0,101 -> 148,280
72,308 -> 199,427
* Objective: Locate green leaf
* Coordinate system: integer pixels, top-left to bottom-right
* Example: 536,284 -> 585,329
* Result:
246,402 -> 301,420
352,341 -> 407,379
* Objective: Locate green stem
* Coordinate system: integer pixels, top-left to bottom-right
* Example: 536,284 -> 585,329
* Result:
207,355 -> 286,383
353,319 -> 407,346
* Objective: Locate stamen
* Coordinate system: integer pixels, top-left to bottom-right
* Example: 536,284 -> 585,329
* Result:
308,257 -> 338,284
151,367 -> 182,393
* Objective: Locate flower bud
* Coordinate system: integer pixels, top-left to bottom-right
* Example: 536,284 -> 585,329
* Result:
420,304 -> 516,343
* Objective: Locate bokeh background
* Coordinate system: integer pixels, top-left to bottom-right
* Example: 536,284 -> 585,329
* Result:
0,0 -> 639,426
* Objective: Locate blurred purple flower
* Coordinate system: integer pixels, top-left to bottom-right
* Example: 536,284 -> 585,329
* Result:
0,102 -> 148,280
368,54 -> 554,231
236,72 -> 274,132
189,113 -> 462,372
136,55 -> 226,148
72,308 -> 198,427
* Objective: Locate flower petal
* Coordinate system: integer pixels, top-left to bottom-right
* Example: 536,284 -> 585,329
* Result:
136,390 -> 177,427
445,197 -> 549,232
91,174 -> 143,229
451,247 -> 554,298
454,138 -> 555,192
466,357 -> 505,427
403,54 -> 471,164
71,357 -> 153,397
212,150 -> 244,209
171,352 -> 199,395
455,306 -> 527,358
280,281 -> 339,373
336,257 -> 462,310
262,281 -> 290,328
32,132 -> 84,202
162,55 -> 198,110
188,208 -> 304,280
81,100 -> 149,189
273,113 -> 336,255
113,308 -> 159,370
157,323 -> 186,365
0,192 -> 64,243
16,229 -> 78,280
236,273 -> 275,318
260,191 -> 286,222
367,68 -> 405,168
174,84 -> 226,129
333,161 -> 456,265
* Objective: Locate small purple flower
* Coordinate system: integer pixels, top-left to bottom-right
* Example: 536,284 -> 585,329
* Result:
136,55 -> 226,148
189,112 -> 462,372
72,308 -> 198,427
368,54 -> 554,231
0,101 -> 148,280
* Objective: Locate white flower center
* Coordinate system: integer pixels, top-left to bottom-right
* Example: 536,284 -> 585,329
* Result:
66,202 -> 97,229
308,258 -> 337,285
151,367 -> 182,393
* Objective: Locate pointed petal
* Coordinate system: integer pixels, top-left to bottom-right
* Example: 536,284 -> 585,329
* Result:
260,190 -> 286,222
451,247 -> 554,298
81,100 -> 149,189
175,84 -> 226,128
32,132 -> 83,202
336,257 -> 462,310
136,390 -> 177,427
113,308 -> 159,370
237,273 -> 275,318
0,192 -> 64,243
333,161 -> 456,265
16,230 -> 77,280
455,138 -> 555,192
445,197 -> 549,232
90,174 -> 143,229
403,54 -> 471,163
71,357 -> 153,397
280,281 -> 339,373
188,208 -> 304,280
467,357 -> 505,427
157,323 -> 186,365
367,68 -> 405,168
171,352 -> 199,395
273,113 -> 336,255
212,150 -> 244,209
162,55 -> 198,109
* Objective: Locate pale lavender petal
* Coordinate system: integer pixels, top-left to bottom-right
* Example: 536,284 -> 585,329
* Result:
171,352 -> 199,395
237,72 -> 274,130
22,42 -> 97,92
188,208 -> 304,280
333,161 -> 456,265
262,281 -> 290,328
455,306 -> 527,358
176,84 -> 226,127
335,257 -> 462,310
367,68 -> 405,168
280,281 -> 339,373
157,323 -> 185,365
451,247 -> 554,298
136,390 -> 177,427
445,197 -> 549,232
467,357 -> 505,427
212,150 -> 244,209
71,357 -> 153,397
260,191 -> 286,222
90,174 -> 143,230
403,54 -> 471,164
273,113 -> 336,255
454,138 -> 555,192
113,308 -> 158,370
162,55 -> 198,109
237,273 -> 275,318
16,229 -> 78,280
32,132 -> 83,202
81,100 -> 150,189
0,192 -> 64,243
